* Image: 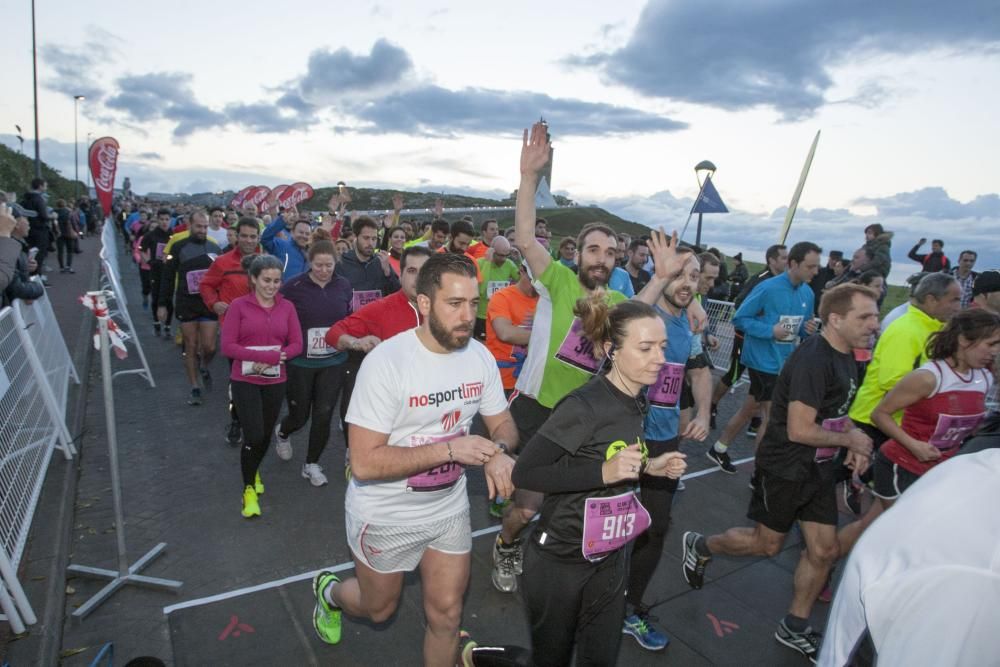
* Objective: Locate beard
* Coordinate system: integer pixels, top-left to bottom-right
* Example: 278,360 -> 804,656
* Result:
663,284 -> 693,309
429,308 -> 473,351
578,262 -> 610,291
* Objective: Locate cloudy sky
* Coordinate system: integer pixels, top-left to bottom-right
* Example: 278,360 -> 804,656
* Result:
2,0 -> 998,283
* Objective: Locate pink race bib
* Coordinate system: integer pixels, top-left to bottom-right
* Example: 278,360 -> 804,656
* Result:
351,289 -> 382,312
928,412 -> 984,450
185,269 -> 208,293
816,415 -> 851,461
406,432 -> 465,492
647,362 -> 685,408
582,491 -> 650,561
555,318 -> 602,373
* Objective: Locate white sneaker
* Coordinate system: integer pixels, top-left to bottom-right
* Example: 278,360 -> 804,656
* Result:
302,463 -> 328,487
274,423 -> 293,461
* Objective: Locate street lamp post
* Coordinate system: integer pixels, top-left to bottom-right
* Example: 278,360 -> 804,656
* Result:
86,133 -> 93,194
74,96 -> 85,201
31,0 -> 41,178
693,160 -> 717,248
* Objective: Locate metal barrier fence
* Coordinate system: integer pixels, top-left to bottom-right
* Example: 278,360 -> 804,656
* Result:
704,298 -> 736,370
97,221 -> 155,387
0,299 -> 78,634
12,288 -> 80,418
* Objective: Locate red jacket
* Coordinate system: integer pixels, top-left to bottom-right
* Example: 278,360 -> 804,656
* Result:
325,289 -> 420,347
199,246 -> 259,326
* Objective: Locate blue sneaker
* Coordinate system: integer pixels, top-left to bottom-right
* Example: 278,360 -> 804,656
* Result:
623,611 -> 669,651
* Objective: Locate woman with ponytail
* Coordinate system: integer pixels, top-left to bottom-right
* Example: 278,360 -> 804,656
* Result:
511,292 -> 688,667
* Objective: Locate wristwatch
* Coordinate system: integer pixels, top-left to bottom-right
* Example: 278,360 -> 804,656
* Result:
495,442 -> 511,456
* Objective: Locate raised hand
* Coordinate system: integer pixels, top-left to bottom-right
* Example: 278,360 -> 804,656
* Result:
433,198 -> 444,218
647,227 -> 683,281
392,194 -> 404,212
520,121 -> 551,177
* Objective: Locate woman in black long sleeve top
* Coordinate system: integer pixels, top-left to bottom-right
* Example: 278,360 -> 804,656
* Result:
511,294 -> 687,667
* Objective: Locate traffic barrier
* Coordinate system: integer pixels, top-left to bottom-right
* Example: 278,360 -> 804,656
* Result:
0,302 -> 78,633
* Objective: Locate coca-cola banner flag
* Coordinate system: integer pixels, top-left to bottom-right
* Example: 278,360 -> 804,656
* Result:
230,186 -> 255,209
266,185 -> 290,210
247,186 -> 272,213
89,137 -> 120,214
277,182 -> 315,210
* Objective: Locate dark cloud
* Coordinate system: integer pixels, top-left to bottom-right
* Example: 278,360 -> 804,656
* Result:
297,39 -> 413,101
348,85 -> 686,137
224,102 -> 311,133
571,0 -> 1000,119
105,72 -> 225,137
41,43 -> 109,102
855,187 -> 1000,219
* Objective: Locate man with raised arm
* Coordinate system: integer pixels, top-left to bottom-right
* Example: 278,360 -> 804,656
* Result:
490,120 -> 702,593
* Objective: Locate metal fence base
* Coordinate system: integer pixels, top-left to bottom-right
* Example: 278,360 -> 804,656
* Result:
67,542 -> 181,621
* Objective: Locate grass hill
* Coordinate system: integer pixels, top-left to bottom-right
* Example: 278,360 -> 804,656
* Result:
0,144 -> 86,203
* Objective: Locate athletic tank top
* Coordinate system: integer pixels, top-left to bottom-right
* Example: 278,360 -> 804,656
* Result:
882,360 -> 992,475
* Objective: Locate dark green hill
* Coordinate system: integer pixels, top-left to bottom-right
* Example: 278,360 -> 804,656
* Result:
0,144 -> 86,203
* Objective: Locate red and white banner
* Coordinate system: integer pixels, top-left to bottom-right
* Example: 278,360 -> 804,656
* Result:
230,186 -> 255,209
247,186 -> 272,213
277,182 -> 314,210
265,185 -> 290,210
88,137 -> 120,214
80,292 -> 129,360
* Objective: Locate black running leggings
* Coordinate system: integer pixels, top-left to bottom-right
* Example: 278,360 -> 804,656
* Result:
279,363 -> 346,464
149,271 -> 172,325
233,380 -> 286,486
626,437 -> 680,610
522,540 -> 627,667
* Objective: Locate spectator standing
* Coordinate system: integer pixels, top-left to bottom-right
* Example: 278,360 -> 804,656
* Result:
54,199 -> 77,273
949,250 -> 978,308
1,203 -> 45,307
908,237 -> 951,272
20,178 -> 49,282
861,224 -> 893,278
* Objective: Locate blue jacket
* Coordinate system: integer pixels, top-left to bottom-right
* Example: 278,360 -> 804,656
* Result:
733,271 -> 814,375
609,266 -> 635,297
262,214 -> 309,279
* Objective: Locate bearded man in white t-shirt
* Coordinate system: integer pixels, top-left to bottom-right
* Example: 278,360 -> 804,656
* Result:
311,252 -> 518,666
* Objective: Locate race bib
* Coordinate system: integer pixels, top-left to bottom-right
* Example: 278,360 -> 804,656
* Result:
406,431 -> 466,492
487,280 -> 511,298
581,490 -> 651,561
555,318 -> 603,374
777,315 -> 803,343
816,415 -> 852,461
928,412 -> 984,450
351,289 -> 382,312
647,362 -> 685,408
239,345 -> 281,379
185,269 -> 208,294
307,327 -> 334,359
155,242 -> 166,260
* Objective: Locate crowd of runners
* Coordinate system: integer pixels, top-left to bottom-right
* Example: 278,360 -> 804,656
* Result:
89,120 -> 1000,666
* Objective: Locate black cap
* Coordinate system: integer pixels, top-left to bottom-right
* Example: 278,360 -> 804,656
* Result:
828,250 -> 843,260
972,270 -> 1000,297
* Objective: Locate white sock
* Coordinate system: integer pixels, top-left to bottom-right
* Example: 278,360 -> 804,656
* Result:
323,582 -> 339,608
713,441 -> 729,453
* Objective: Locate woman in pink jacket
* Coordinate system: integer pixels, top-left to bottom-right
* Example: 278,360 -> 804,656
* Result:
222,254 -> 303,518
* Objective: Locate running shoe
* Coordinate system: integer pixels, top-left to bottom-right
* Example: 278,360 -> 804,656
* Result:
749,471 -> 759,491
274,423 -> 293,461
187,388 -> 203,406
163,325 -> 172,339
710,405 -> 718,430
254,471 -> 264,495
241,486 -> 260,518
491,536 -> 522,593
226,420 -> 242,447
153,322 -> 161,337
774,619 -> 821,663
745,417 -> 761,438
623,610 -> 669,651
312,571 -> 342,645
458,630 -> 478,667
706,448 -> 736,474
302,463 -> 328,487
844,481 -> 863,516
489,497 -> 511,518
200,367 -> 212,391
681,531 -> 711,590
